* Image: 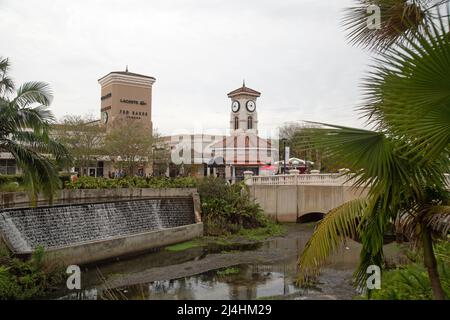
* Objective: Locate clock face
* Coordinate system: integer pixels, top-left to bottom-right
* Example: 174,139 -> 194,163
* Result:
231,101 -> 240,113
246,100 -> 256,112
101,111 -> 108,124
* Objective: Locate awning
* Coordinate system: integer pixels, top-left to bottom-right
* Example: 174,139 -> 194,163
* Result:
207,156 -> 225,167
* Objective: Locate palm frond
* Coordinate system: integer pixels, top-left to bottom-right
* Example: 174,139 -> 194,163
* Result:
0,57 -> 14,95
11,81 -> 53,109
296,123 -> 438,204
0,138 -> 61,202
342,0 -> 433,51
11,130 -> 72,166
297,198 -> 369,285
359,12 -> 450,161
424,205 -> 450,236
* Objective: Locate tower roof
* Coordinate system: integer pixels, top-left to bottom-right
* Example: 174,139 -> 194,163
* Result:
98,70 -> 156,82
227,83 -> 261,98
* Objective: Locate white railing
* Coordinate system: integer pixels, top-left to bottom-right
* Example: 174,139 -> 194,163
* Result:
251,174 -> 352,186
252,173 -> 450,188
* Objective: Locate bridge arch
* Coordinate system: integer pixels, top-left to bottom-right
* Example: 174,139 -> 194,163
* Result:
297,212 -> 325,224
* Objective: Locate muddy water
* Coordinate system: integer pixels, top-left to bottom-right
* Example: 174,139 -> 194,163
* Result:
57,224 -> 403,300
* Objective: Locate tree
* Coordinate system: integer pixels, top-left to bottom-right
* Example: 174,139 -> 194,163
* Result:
0,57 -> 71,202
151,131 -> 171,176
53,114 -> 105,176
297,3 -> 450,300
279,122 -> 348,172
104,120 -> 154,176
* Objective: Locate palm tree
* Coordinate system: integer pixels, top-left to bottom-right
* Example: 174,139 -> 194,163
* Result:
342,0 -> 447,51
297,4 -> 450,299
0,57 -> 71,202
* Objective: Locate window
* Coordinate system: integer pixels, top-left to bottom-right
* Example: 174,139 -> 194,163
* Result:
0,159 -> 17,175
247,116 -> 253,130
234,117 -> 239,130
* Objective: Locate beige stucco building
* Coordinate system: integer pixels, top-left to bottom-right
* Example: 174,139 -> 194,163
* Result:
98,69 -> 155,133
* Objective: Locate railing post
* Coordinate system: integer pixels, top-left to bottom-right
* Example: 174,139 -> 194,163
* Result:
243,171 -> 254,186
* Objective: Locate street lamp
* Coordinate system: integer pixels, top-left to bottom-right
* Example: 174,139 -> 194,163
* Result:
281,138 -> 287,174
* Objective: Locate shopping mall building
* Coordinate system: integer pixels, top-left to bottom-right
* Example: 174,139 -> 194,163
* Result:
0,69 -> 278,180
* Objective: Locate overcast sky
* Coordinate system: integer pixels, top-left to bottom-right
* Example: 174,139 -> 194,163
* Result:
0,0 -> 371,137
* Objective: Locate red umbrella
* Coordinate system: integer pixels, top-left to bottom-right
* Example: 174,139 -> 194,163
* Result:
261,165 -> 277,171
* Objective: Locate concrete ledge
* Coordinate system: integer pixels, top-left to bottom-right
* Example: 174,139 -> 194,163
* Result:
0,188 -> 198,208
25,223 -> 204,266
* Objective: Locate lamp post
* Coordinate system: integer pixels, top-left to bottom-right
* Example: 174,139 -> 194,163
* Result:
281,138 -> 287,174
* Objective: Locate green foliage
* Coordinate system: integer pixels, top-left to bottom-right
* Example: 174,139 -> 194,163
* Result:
0,173 -> 75,193
0,245 -> 65,300
0,57 -> 72,202
0,182 -> 23,192
0,174 -> 24,186
364,241 -> 450,300
237,222 -> 285,241
198,177 -> 275,236
216,267 -> 240,277
64,176 -> 197,189
296,10 -> 450,298
165,240 -> 202,252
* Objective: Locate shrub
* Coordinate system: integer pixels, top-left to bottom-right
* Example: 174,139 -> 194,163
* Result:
64,176 -> 198,189
0,182 -> 23,192
0,245 -> 65,300
198,177 -> 270,236
367,241 -> 450,300
0,174 -> 23,186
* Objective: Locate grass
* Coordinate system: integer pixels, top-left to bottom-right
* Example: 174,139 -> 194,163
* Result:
237,222 -> 286,241
164,240 -> 203,252
202,222 -> 286,244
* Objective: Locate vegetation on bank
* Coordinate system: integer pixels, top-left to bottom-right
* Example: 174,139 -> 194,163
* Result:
216,267 -> 240,277
0,244 -> 64,300
197,177 -> 283,237
164,240 -> 202,252
357,241 -> 450,300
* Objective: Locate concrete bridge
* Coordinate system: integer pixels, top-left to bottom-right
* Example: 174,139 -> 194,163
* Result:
246,173 -> 450,223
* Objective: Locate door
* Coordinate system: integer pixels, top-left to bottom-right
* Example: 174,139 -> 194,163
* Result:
88,167 -> 97,177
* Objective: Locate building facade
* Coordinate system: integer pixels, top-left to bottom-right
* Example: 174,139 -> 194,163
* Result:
165,83 -> 278,181
98,69 -> 155,133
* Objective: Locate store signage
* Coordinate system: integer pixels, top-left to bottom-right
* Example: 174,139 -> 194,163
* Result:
120,99 -> 147,105
101,93 -> 112,101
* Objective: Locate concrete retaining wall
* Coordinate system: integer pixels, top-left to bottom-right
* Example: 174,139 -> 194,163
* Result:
0,188 -> 203,265
250,184 -> 367,222
44,222 -> 204,266
0,188 -> 198,208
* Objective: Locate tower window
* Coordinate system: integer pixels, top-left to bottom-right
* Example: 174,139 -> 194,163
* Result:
247,116 -> 253,130
234,117 -> 239,130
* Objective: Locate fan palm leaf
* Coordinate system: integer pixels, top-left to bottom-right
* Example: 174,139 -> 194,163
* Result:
342,0 -> 446,51
297,198 -> 369,284
359,13 -> 450,161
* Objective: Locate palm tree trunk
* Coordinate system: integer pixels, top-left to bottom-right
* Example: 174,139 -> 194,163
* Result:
421,224 -> 445,300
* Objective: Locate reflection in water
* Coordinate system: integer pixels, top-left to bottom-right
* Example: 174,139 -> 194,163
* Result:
58,224 -> 404,300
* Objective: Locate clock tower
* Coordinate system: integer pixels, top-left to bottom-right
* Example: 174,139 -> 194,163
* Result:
227,81 -> 260,135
